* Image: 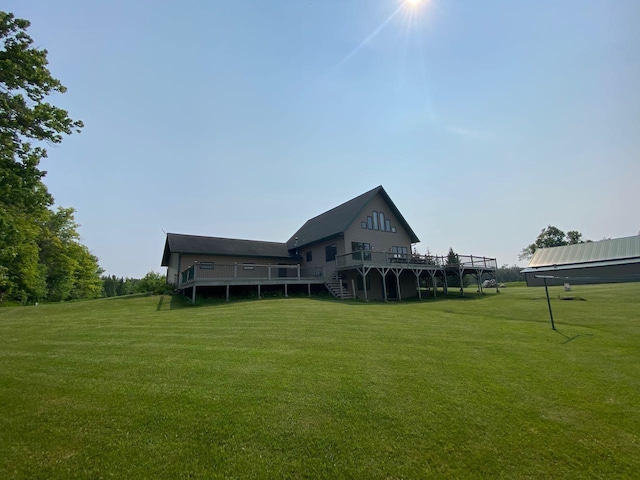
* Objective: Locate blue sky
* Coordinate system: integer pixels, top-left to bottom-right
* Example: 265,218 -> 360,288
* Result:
6,0 -> 639,277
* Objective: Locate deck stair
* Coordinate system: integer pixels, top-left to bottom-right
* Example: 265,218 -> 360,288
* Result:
325,272 -> 352,299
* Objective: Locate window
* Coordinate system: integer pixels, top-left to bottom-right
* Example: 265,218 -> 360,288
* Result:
351,242 -> 371,261
306,251 -> 313,262
199,262 -> 213,269
325,244 -> 337,262
360,210 -> 397,233
243,263 -> 255,270
391,246 -> 408,261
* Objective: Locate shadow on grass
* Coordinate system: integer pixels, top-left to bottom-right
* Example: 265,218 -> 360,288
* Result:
105,293 -> 152,301
554,329 -> 595,344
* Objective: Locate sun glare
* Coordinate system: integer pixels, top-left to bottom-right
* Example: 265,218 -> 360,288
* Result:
406,0 -> 422,6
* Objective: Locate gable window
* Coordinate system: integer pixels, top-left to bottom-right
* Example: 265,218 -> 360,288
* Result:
360,210 -> 397,233
199,262 -> 214,270
325,244 -> 337,262
306,251 -> 313,262
351,242 -> 371,261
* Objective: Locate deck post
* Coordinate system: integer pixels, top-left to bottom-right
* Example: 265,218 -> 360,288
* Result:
297,264 -> 301,280
459,267 -> 464,297
351,279 -> 356,300
268,264 -> 271,280
415,271 -> 422,300
285,283 -> 288,297
191,285 -> 196,304
226,284 -> 230,301
234,263 -> 238,279
382,272 -> 388,302
395,271 -> 402,301
258,284 -> 261,299
429,271 -> 437,297
363,272 -> 368,302
308,283 -> 311,297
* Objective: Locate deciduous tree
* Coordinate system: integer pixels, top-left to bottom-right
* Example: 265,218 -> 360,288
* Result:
0,11 -> 100,303
519,225 -> 589,260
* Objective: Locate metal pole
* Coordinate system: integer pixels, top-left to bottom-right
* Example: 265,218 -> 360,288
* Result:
543,277 -> 556,330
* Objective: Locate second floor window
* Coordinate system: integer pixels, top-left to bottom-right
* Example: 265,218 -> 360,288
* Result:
351,242 -> 372,261
391,246 -> 408,260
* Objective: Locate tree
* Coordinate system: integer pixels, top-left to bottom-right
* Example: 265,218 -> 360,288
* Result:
1,11 -> 82,210
446,247 -> 459,266
136,271 -> 169,295
519,225 -> 588,260
496,264 -> 524,283
38,207 -> 103,301
0,11 -> 99,303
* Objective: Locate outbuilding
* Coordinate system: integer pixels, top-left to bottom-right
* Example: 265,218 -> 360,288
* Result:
521,235 -> 640,286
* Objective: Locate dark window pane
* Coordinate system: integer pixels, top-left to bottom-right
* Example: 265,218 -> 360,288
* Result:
325,244 -> 337,262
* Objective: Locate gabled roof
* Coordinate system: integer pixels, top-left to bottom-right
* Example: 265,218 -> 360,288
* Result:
161,233 -> 293,266
522,235 -> 640,272
286,185 -> 420,250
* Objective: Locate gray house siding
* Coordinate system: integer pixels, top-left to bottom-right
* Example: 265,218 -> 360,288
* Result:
166,252 -> 181,286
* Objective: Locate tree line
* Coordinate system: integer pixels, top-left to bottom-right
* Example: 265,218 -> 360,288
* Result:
101,272 -> 168,297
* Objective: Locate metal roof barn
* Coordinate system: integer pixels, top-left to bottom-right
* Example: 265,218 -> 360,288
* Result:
521,235 -> 640,286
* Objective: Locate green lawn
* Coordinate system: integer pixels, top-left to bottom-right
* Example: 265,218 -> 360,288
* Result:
1,284 -> 638,479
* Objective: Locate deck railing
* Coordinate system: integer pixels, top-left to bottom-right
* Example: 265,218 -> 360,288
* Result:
336,251 -> 497,270
179,263 -> 326,286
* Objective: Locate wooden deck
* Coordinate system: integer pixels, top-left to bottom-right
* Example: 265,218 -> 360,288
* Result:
335,251 -> 498,301
175,253 -> 498,303
177,263 -> 328,302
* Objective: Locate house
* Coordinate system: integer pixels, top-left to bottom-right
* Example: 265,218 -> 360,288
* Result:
161,186 -> 498,302
521,235 -> 640,286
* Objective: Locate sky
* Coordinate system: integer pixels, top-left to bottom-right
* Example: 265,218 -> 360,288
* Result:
5,0 -> 639,278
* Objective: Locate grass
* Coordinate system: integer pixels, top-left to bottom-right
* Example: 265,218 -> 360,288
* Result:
0,284 -> 638,479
